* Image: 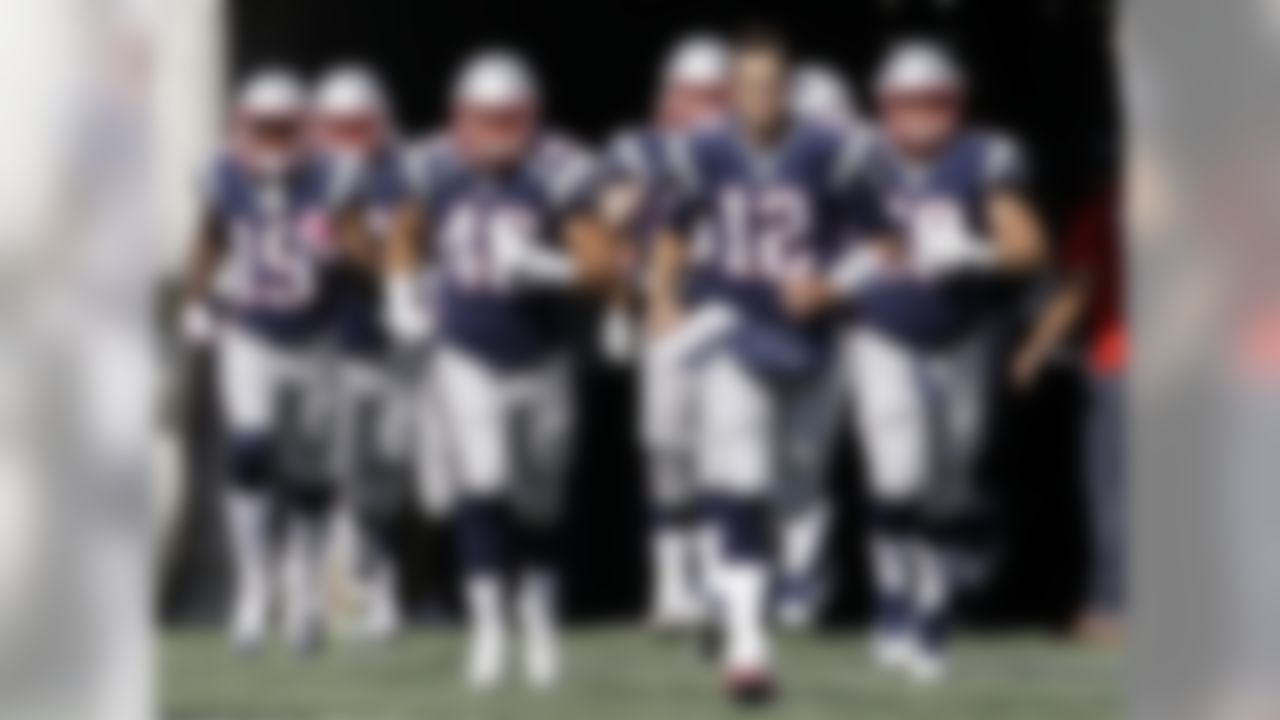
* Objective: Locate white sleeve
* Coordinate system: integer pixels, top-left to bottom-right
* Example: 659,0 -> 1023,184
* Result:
983,132 -> 1029,189
544,140 -> 598,211
605,129 -> 649,180
399,138 -> 435,201
829,127 -> 874,190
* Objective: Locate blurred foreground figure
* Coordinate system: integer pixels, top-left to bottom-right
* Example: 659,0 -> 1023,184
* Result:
1013,182 -> 1126,643
312,63 -> 419,641
180,68 -> 338,654
651,30 -> 869,703
843,40 -> 1047,683
599,32 -> 729,633
385,50 -> 609,690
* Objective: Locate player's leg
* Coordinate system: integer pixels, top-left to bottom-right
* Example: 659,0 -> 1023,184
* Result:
772,367 -> 840,631
907,333 -> 994,681
510,356 -> 574,689
845,328 -> 930,672
640,337 -> 702,630
697,352 -> 777,699
366,356 -> 426,636
215,327 -> 281,652
435,346 -> 514,689
414,353 -> 456,523
335,357 -> 406,640
276,342 -> 339,654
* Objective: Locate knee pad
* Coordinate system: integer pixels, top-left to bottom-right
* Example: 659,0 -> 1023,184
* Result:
225,434 -> 274,491
700,437 -> 770,497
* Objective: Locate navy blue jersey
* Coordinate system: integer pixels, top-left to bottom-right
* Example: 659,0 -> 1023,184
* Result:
668,117 -> 869,376
403,132 -> 596,368
204,151 -> 335,344
601,126 -> 683,251
856,129 -> 1029,348
603,125 -> 719,303
324,147 -> 408,356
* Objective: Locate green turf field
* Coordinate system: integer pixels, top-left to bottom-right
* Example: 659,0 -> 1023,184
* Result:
164,627 -> 1120,720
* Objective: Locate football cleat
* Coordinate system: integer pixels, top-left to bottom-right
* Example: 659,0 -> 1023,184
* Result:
228,590 -> 268,657
522,627 -> 561,690
871,630 -> 914,672
723,665 -> 778,707
902,640 -> 948,686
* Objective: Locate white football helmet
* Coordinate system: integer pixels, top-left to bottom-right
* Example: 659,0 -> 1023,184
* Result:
453,49 -> 539,109
875,40 -> 965,98
313,62 -> 392,156
875,41 -> 966,153
234,67 -> 308,176
657,33 -> 729,128
451,49 -> 540,165
790,62 -> 857,127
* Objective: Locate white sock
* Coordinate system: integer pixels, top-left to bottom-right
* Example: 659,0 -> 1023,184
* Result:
870,532 -> 912,612
223,489 -> 272,641
911,538 -> 951,637
284,511 -> 329,644
465,574 -> 507,688
651,527 -> 696,619
719,561 -> 769,671
779,503 -> 830,588
364,557 -> 401,636
517,568 -> 561,687
695,520 -> 723,616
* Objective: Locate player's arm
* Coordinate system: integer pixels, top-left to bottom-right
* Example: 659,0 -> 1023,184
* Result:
645,227 -> 690,337
177,204 -> 226,343
182,205 -> 225,304
334,204 -> 380,271
785,152 -> 903,318
987,188 -> 1048,273
381,200 -> 431,342
563,211 -> 620,292
983,134 -> 1048,274
1010,272 -> 1088,390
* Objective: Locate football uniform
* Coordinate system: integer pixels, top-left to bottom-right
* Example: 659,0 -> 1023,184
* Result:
841,127 -> 1029,674
667,117 -> 859,504
326,147 -> 421,486
664,116 -> 866,670
844,128 -> 1027,514
402,131 -> 595,522
203,149 -> 339,651
207,150 -> 336,484
603,124 -> 713,626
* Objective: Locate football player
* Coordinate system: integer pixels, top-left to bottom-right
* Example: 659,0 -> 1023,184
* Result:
650,29 -> 871,702
383,50 -> 611,690
311,63 -> 421,641
808,41 -> 1048,683
598,33 -> 729,632
790,61 -> 859,130
768,60 -> 863,631
180,68 -> 338,654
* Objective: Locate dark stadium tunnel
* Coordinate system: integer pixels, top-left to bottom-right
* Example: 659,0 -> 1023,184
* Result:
163,0 -> 1119,630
